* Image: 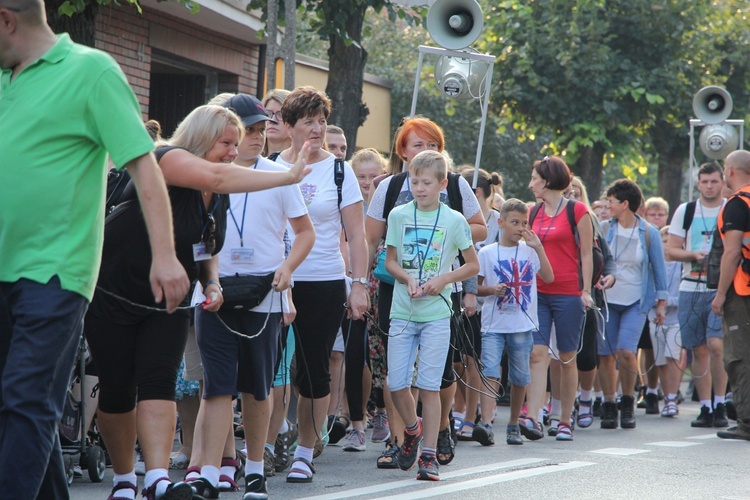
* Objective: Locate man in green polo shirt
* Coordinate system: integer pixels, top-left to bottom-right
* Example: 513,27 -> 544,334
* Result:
0,0 -> 189,497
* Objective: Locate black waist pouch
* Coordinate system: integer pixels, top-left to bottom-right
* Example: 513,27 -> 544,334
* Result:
220,273 -> 275,310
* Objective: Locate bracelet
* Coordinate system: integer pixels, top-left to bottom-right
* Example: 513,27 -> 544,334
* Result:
206,280 -> 223,292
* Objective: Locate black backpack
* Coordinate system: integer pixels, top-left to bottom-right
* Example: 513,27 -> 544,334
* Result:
530,199 -> 605,290
105,168 -> 136,214
381,171 -> 463,221
706,192 -> 750,289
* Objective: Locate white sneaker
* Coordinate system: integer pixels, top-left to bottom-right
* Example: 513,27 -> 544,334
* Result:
342,429 -> 366,452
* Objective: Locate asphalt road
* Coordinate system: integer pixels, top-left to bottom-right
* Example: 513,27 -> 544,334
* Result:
69,397 -> 750,500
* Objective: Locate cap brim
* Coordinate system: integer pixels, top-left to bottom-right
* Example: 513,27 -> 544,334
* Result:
242,115 -> 276,126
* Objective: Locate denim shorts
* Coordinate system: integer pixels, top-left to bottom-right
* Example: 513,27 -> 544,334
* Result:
481,330 -> 533,386
535,293 -> 586,353
677,291 -> 722,349
387,318 -> 450,392
598,301 -> 647,356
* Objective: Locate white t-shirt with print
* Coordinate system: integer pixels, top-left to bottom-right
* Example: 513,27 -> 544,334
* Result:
276,153 -> 363,281
218,157 -> 308,312
478,242 -> 540,334
668,199 -> 724,292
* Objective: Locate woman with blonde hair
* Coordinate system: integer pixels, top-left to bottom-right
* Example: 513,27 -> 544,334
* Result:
85,104 -> 309,500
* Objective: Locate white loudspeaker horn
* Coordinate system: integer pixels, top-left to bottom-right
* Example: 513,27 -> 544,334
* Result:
426,0 -> 484,50
693,86 -> 733,125
434,49 -> 490,101
699,123 -> 739,160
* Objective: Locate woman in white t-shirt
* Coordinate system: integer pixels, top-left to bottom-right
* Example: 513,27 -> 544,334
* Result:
600,179 -> 667,431
273,86 -> 369,483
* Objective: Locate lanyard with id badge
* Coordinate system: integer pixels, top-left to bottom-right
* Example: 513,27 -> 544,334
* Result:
227,159 -> 259,265
193,195 -> 221,262
413,202 -> 441,299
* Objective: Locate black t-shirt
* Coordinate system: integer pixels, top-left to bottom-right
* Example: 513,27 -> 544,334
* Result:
721,195 -> 750,234
89,146 -> 228,323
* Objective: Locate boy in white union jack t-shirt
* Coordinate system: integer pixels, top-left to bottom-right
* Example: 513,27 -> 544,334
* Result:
474,199 -> 554,446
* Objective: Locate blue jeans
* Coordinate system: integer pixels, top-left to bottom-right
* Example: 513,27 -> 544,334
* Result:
678,291 -> 722,349
388,318 -> 450,392
598,301 -> 648,355
481,331 -> 533,385
536,293 -> 586,353
0,277 -> 87,499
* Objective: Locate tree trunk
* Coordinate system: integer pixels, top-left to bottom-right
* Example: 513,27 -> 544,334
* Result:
652,122 -> 688,219
574,143 -> 606,200
325,4 -> 369,160
45,0 -> 98,46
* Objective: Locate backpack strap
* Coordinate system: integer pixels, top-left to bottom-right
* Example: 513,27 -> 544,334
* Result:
334,158 -> 345,211
382,171 -> 408,221
529,202 -> 544,228
446,172 -> 463,214
682,200 -> 697,232
267,151 -> 281,162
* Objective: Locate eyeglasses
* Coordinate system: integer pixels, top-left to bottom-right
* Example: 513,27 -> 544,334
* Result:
203,213 -> 216,254
266,110 -> 282,122
606,198 -> 624,206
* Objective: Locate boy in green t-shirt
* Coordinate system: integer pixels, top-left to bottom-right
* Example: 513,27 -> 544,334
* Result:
384,150 -> 479,481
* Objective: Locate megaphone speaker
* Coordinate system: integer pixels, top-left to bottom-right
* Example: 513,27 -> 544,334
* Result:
693,86 -> 733,124
434,49 -> 490,101
426,0 -> 484,50
699,123 -> 739,160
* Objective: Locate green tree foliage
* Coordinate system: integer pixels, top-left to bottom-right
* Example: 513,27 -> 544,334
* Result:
480,0 -> 750,205
248,0 -> 424,159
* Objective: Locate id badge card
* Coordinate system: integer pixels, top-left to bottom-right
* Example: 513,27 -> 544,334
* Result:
193,242 -> 212,261
231,248 -> 255,263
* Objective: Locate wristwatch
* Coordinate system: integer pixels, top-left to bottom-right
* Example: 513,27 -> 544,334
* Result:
352,277 -> 368,285
206,280 -> 223,292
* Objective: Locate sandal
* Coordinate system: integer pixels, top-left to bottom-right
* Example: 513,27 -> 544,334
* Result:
456,421 -> 475,441
286,457 -> 315,483
184,466 -> 201,482
376,443 -> 400,469
577,400 -> 594,428
436,428 -> 455,465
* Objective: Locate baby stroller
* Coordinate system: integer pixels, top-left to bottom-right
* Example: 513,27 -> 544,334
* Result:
58,333 -> 107,485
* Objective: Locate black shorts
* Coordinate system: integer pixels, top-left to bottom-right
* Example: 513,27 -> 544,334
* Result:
196,307 -> 282,400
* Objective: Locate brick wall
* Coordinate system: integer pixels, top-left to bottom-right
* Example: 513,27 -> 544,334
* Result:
95,5 -> 261,118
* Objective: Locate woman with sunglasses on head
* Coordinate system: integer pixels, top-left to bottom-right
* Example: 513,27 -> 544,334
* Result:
262,89 -> 292,158
598,179 -> 667,430
522,156 -> 595,442
84,105 -> 310,500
